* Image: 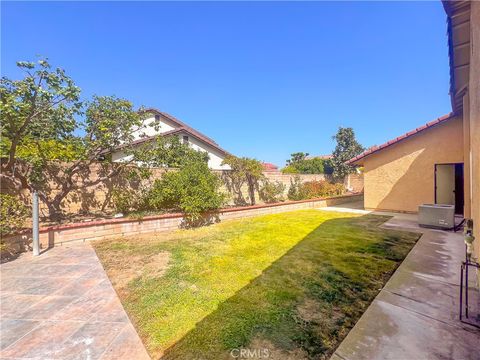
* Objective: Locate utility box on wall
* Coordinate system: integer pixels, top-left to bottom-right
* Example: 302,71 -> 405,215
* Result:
418,204 -> 455,229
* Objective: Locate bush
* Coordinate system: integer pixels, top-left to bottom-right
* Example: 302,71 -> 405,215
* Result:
111,188 -> 140,214
287,176 -> 304,201
301,180 -> 344,198
259,180 -> 286,204
149,160 -> 225,224
281,165 -> 299,174
282,157 -> 333,174
0,194 -> 29,237
287,178 -> 343,201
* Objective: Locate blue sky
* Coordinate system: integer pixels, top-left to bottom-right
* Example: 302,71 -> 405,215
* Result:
2,1 -> 451,166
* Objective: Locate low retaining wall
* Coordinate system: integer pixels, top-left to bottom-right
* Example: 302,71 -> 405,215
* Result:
4,193 -> 363,254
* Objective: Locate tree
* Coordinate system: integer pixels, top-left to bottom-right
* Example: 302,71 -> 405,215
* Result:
0,59 -> 150,219
149,157 -> 225,225
134,135 -> 208,168
222,156 -> 264,205
286,152 -> 309,165
282,154 -> 333,175
331,127 -> 364,180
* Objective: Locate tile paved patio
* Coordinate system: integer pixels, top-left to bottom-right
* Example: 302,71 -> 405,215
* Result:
0,243 -> 150,360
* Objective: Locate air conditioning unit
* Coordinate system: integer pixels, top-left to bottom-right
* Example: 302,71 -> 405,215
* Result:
418,204 -> 455,229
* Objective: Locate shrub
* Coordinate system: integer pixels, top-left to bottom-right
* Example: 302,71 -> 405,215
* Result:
287,178 -> 344,201
301,180 -> 344,199
259,180 -> 286,204
281,165 -> 299,174
149,160 -> 225,224
112,188 -> 139,214
0,194 -> 30,237
287,176 -> 304,201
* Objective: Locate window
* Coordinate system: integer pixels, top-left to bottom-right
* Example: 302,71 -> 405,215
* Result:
183,135 -> 189,144
155,114 -> 160,121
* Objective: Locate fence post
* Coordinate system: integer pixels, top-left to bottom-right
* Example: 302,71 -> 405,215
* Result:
32,190 -> 40,256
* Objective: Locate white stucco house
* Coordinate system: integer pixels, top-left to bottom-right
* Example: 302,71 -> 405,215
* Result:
110,108 -> 231,170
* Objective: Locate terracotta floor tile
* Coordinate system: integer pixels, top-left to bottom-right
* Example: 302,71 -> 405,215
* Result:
0,319 -> 40,350
88,297 -> 130,323
20,277 -> 75,295
16,295 -> 77,320
0,320 -> 83,358
53,321 -> 126,360
0,294 -> 46,318
54,275 -> 105,297
0,244 -> 149,359
51,289 -> 114,322
100,324 -> 151,360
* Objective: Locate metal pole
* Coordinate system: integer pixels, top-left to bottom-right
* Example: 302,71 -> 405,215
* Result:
32,190 -> 39,256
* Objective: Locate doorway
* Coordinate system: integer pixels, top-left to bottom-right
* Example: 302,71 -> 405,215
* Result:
435,163 -> 464,215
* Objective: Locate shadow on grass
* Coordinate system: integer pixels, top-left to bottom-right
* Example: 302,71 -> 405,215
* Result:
158,213 -> 420,360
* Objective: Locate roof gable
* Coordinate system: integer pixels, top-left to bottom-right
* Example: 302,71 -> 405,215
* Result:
347,113 -> 455,164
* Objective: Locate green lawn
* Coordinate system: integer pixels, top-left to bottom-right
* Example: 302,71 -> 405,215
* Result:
94,210 -> 419,359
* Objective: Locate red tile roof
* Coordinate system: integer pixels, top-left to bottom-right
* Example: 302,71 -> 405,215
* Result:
262,162 -> 279,171
347,112 -> 455,164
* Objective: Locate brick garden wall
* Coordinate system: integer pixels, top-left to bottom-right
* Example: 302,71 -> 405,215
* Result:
3,193 -> 363,254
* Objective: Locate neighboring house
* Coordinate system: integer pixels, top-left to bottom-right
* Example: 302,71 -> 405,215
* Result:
349,0 -> 479,258
262,162 -> 279,172
111,108 -> 231,170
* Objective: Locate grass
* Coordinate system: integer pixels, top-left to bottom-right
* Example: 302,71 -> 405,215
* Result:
93,210 -> 420,359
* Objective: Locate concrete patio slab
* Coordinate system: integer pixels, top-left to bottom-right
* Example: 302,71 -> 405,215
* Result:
0,243 -> 150,360
323,203 -> 480,360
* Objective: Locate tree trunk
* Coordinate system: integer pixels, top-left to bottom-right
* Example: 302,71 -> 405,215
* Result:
247,176 -> 256,206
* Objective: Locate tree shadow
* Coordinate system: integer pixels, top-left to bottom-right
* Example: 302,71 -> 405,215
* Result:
152,214 -> 420,360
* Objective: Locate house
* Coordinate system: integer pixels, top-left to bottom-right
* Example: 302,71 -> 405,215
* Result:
347,113 -> 464,213
111,108 -> 231,170
349,0 -> 479,257
262,162 -> 279,172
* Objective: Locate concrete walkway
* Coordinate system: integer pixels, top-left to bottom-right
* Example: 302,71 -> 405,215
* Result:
0,243 -> 150,360
323,203 -> 480,360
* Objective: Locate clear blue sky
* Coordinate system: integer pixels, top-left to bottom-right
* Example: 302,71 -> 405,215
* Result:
2,1 -> 451,166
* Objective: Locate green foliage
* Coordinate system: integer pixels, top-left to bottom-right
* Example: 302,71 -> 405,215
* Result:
111,188 -> 144,214
259,180 -> 285,203
134,136 -> 209,168
222,156 -> 264,205
288,177 -> 344,201
300,180 -> 344,199
148,159 -> 225,223
281,165 -> 299,174
287,176 -> 304,201
283,153 -> 333,174
331,127 -> 364,180
0,194 -> 30,237
0,59 -> 153,219
286,152 -> 309,165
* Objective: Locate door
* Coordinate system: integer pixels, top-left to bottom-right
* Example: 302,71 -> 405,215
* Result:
435,163 -> 464,215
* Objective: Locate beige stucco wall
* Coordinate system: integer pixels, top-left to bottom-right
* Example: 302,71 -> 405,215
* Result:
361,115 -> 464,213
469,1 -> 480,260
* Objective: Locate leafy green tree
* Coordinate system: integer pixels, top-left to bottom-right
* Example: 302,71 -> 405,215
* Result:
331,127 -> 364,180
286,152 -> 309,165
135,135 -> 208,168
222,156 -> 264,205
149,158 -> 225,225
282,155 -> 333,174
0,60 -> 149,218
